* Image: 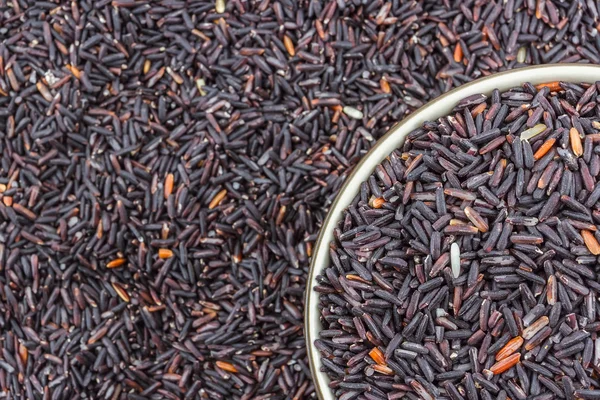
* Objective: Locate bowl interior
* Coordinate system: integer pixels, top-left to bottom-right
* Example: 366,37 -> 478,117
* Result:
304,64 -> 600,400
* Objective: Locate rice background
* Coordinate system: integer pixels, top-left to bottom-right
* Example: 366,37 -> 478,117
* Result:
0,0 -> 599,399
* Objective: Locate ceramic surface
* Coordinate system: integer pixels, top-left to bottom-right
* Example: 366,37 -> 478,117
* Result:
304,64 -> 600,400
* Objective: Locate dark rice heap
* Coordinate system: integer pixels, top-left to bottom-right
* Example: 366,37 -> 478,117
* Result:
0,0 -> 599,399
316,82 -> 600,400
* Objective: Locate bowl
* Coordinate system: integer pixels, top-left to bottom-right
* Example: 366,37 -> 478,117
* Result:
304,64 -> 600,400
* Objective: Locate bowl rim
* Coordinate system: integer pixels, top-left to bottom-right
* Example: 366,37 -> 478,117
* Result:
304,63 -> 600,400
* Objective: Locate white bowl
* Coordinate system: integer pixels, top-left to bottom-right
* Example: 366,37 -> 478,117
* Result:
304,64 -> 600,400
